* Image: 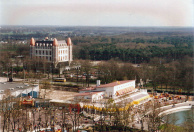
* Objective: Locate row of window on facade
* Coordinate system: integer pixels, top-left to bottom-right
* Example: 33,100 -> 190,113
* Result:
36,43 -> 52,47
36,56 -> 52,61
115,83 -> 134,91
59,56 -> 68,61
35,55 -> 68,61
35,44 -> 53,48
59,50 -> 68,54
36,50 -> 52,55
35,43 -> 67,47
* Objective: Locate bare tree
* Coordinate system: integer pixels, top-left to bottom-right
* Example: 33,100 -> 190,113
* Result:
146,100 -> 163,132
68,98 -> 82,132
79,60 -> 92,87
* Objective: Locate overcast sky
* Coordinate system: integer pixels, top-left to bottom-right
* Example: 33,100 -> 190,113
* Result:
0,0 -> 193,27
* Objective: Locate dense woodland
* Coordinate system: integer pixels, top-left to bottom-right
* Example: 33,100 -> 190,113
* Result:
73,33 -> 193,63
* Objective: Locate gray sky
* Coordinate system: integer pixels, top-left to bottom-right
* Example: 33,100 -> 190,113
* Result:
0,0 -> 193,27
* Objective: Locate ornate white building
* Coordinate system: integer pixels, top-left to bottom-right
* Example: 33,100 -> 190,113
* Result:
30,37 -> 73,65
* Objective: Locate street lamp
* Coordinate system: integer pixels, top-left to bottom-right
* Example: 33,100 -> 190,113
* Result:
38,108 -> 41,131
76,67 -> 80,85
7,64 -> 9,82
23,63 -> 27,80
92,103 -> 95,132
51,108 -> 55,131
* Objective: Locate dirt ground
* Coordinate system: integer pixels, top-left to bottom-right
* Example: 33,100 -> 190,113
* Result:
0,77 -> 7,82
40,88 -> 77,101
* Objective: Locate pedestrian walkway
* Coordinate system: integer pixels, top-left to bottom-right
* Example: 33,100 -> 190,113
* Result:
159,101 -> 194,116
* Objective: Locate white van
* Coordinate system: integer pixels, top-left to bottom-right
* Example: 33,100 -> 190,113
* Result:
0,90 -> 4,93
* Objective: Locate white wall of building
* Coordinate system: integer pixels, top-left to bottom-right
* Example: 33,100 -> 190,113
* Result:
113,80 -> 135,95
92,92 -> 104,102
96,80 -> 136,99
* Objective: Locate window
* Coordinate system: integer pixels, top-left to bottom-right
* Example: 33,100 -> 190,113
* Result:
39,51 -> 41,55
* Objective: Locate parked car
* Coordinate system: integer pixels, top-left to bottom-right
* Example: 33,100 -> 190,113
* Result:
16,86 -> 23,88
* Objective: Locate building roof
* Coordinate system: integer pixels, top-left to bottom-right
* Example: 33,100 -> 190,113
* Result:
95,80 -> 135,88
36,40 -> 53,44
79,87 -> 96,91
31,37 -> 72,47
58,40 -> 67,45
75,92 -> 103,97
130,93 -> 149,101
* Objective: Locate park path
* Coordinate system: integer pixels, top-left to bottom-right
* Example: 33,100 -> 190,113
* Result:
158,101 -> 194,115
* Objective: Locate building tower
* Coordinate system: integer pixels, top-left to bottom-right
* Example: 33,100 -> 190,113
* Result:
67,37 -> 73,65
30,37 -> 35,58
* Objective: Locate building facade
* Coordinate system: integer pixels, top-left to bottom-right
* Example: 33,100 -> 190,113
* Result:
79,80 -> 136,99
75,91 -> 104,102
30,37 -> 73,65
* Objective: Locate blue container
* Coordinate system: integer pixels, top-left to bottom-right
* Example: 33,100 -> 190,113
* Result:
29,91 -> 39,98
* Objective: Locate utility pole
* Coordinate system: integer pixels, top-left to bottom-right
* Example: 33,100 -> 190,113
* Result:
23,63 -> 26,80
7,66 -> 9,82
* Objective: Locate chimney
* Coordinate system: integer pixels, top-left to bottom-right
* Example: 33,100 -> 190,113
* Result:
96,80 -> 100,87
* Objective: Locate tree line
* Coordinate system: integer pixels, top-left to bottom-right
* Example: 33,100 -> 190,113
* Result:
73,35 -> 193,63
77,45 -> 193,63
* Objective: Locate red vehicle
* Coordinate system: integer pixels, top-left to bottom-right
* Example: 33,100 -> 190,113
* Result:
19,96 -> 35,106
